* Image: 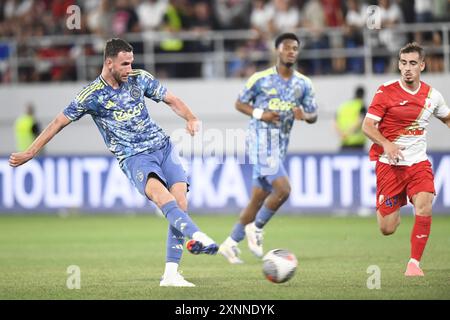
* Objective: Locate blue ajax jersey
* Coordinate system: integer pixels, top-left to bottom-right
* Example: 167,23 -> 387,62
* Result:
63,69 -> 168,162
239,66 -> 318,164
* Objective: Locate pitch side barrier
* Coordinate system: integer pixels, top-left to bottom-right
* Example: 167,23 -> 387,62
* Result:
0,152 -> 449,214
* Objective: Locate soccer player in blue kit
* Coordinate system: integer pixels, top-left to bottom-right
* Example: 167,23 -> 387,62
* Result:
9,38 -> 218,287
219,33 -> 318,264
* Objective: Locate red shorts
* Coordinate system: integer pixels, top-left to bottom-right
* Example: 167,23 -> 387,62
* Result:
375,160 -> 435,216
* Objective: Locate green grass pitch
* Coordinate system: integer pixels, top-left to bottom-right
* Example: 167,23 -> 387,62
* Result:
0,214 -> 449,300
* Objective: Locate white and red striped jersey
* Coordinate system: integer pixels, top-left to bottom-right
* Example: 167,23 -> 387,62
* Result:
366,79 -> 450,166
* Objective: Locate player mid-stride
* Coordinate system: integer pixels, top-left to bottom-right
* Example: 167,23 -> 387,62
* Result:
9,38 -> 218,287
362,42 -> 450,276
218,33 -> 318,264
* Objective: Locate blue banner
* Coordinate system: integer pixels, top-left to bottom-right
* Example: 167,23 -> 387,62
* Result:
1,153 -> 449,214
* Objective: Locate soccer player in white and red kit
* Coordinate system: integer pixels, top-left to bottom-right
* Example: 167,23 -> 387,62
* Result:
362,42 -> 450,277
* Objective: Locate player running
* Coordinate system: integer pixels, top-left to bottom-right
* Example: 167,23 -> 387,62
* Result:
9,38 -> 218,287
362,42 -> 450,276
218,33 -> 318,264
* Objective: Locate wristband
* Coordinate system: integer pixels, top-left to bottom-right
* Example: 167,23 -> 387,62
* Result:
252,108 -> 264,120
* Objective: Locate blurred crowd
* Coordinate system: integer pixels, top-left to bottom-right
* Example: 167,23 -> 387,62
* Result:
0,0 -> 449,82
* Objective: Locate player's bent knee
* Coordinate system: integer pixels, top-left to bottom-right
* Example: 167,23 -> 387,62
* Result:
276,186 -> 291,203
147,190 -> 175,209
175,197 -> 188,212
415,203 -> 432,217
379,225 -> 397,236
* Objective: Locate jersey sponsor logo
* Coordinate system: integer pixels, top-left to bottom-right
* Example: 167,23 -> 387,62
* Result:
399,126 -> 424,136
113,103 -> 145,122
268,98 -> 295,111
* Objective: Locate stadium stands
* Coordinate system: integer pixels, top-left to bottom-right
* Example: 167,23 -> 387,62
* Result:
0,0 -> 449,82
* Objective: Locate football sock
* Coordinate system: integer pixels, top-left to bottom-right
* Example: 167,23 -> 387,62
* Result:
410,215 -> 432,262
163,262 -> 178,278
166,224 -> 184,263
230,223 -> 245,242
161,201 -> 200,239
255,206 -> 275,229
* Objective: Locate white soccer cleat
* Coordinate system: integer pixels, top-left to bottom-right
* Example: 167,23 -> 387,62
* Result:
160,272 -> 196,287
218,237 -> 243,264
245,222 -> 264,258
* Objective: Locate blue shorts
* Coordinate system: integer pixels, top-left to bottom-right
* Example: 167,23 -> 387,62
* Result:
252,161 -> 288,192
120,140 -> 188,196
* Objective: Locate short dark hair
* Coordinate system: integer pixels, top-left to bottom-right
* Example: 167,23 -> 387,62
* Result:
275,33 -> 299,49
104,38 -> 133,61
399,42 -> 425,60
355,86 -> 365,99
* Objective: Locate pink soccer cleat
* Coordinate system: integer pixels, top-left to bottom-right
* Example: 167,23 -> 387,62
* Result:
404,262 -> 424,277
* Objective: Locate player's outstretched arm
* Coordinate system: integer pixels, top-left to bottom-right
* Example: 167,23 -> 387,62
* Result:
9,112 -> 71,167
163,91 -> 200,136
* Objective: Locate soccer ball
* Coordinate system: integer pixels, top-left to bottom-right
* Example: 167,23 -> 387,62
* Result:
262,249 -> 298,283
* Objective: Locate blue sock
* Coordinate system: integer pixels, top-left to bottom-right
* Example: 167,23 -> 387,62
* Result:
230,223 -> 245,242
255,206 -> 275,229
161,201 -> 200,239
166,224 -> 184,263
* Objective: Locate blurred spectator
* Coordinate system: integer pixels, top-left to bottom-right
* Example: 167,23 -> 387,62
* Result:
111,0 -> 140,35
269,0 -> 301,35
87,0 -> 114,36
415,0 -> 433,23
374,0 -> 406,73
432,0 -> 450,22
227,35 -> 267,77
189,0 -> 215,77
322,0 -> 345,73
322,0 -> 344,27
334,85 -> 367,151
14,103 -> 42,152
303,0 -> 331,75
250,0 -> 274,34
425,31 -> 444,73
156,0 -> 190,77
344,0 -> 367,73
136,0 -> 168,31
214,0 -> 251,30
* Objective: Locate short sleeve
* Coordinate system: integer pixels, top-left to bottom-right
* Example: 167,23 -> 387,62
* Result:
431,88 -> 450,119
238,75 -> 260,105
139,70 -> 167,102
63,93 -> 90,121
366,86 -> 388,121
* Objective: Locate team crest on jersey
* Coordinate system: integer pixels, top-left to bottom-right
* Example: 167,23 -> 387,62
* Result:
130,86 -> 141,100
136,170 -> 144,182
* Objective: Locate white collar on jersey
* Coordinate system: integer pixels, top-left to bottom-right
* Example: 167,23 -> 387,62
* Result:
398,80 -> 421,95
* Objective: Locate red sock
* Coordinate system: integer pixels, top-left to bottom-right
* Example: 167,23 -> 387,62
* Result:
410,215 -> 432,262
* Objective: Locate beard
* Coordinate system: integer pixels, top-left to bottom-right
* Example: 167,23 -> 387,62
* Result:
284,62 -> 294,68
281,59 -> 295,68
403,76 -> 414,84
112,69 -> 124,84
